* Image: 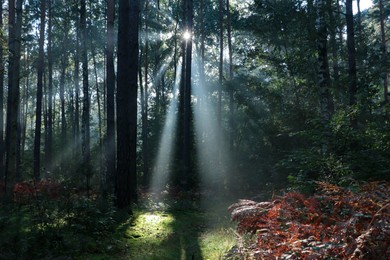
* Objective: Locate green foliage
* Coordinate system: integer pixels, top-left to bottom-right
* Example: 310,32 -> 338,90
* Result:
0,192 -> 117,259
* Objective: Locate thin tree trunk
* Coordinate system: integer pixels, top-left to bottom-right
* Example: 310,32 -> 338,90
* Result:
80,0 -> 91,194
226,0 -> 234,150
0,0 -> 4,181
5,0 -> 23,191
105,0 -> 115,189
142,1 -> 149,186
379,0 -> 388,103
218,0 -> 223,125
59,41 -> 68,170
74,15 -> 80,158
91,40 -> 103,177
183,0 -> 193,188
33,0 -> 46,180
317,0 -> 332,153
346,0 -> 358,130
46,0 -> 53,172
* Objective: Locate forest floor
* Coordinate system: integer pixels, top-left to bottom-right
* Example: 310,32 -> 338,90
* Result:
109,193 -> 238,260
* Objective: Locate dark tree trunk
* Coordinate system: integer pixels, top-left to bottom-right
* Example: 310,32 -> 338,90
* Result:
59,36 -> 68,170
46,0 -> 53,173
0,0 -> 4,181
226,0 -> 234,150
33,0 -> 46,180
141,1 -> 149,187
218,0 -> 223,125
346,0 -> 358,130
106,0 -> 116,189
74,12 -> 80,159
379,0 -> 388,103
116,0 -> 139,208
80,0 -> 91,193
317,0 -> 332,153
5,0 -> 23,191
182,0 -> 193,188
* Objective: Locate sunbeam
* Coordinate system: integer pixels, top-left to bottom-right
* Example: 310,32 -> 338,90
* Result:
192,53 -> 233,194
149,61 -> 182,196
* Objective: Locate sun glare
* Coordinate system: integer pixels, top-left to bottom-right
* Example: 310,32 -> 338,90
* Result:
183,31 -> 191,41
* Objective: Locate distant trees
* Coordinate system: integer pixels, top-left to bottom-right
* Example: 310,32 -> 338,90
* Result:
0,0 -> 388,203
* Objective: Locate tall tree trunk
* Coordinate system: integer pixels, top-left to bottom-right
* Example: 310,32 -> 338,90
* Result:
182,0 -> 193,188
379,0 -> 388,103
33,0 -> 46,180
91,40 -> 103,178
0,0 -> 4,181
74,14 -> 80,158
218,0 -> 223,125
59,39 -> 68,171
116,0 -> 139,208
226,0 -> 234,150
80,0 -> 91,193
46,0 -> 53,173
5,0 -> 23,191
346,0 -> 358,130
142,1 -> 149,187
317,0 -> 332,153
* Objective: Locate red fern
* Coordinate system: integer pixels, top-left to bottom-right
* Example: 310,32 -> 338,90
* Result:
229,181 -> 390,259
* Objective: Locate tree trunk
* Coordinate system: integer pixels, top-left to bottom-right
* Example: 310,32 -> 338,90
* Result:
182,0 -> 193,188
60,37 -> 68,171
33,0 -> 46,180
218,0 -> 223,125
142,1 -> 149,187
379,0 -> 388,103
74,11 -> 80,159
5,0 -> 23,191
226,0 -> 234,150
317,0 -> 332,153
116,0 -> 139,208
106,0 -> 115,189
80,0 -> 91,193
0,0 -> 4,181
346,0 -> 358,130
46,0 -> 53,173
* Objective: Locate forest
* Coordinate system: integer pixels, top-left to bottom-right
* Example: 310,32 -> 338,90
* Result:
0,0 -> 389,259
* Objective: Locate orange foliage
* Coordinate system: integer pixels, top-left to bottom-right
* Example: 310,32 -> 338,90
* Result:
13,179 -> 63,204
229,181 -> 390,259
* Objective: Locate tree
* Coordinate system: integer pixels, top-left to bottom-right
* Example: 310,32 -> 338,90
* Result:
379,0 -> 388,103
45,0 -> 53,173
106,0 -> 115,188
33,0 -> 46,179
80,0 -> 91,192
183,0 -> 193,188
116,0 -> 139,207
5,0 -> 23,191
316,0 -> 332,153
346,0 -> 358,130
0,0 -> 5,181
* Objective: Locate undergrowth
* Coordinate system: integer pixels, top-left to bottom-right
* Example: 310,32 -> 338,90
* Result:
228,181 -> 390,259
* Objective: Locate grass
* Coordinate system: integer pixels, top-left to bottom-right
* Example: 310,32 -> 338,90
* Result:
0,195 -> 237,259
115,200 -> 237,260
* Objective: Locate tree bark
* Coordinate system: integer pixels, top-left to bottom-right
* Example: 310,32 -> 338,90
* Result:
33,0 -> 46,180
106,0 -> 115,189
46,0 -> 53,173
346,0 -> 358,130
5,0 -> 23,191
142,0 -> 149,187
80,0 -> 91,193
116,0 -> 139,207
379,0 -> 388,103
0,0 -> 4,181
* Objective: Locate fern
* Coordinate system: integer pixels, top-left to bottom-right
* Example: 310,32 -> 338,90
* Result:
229,181 -> 390,259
